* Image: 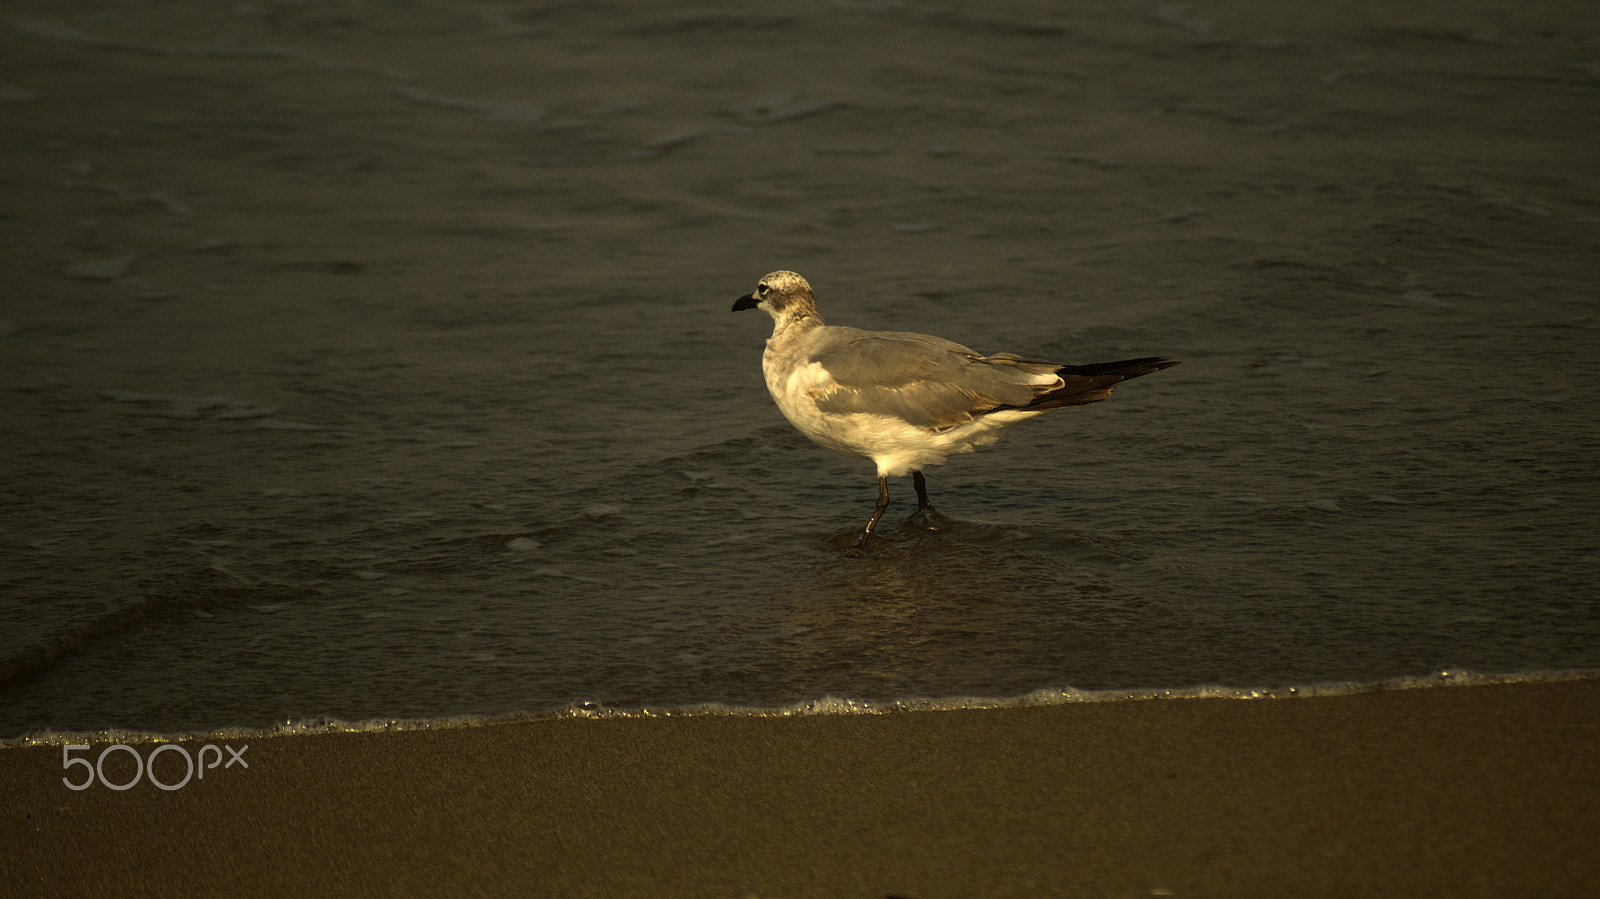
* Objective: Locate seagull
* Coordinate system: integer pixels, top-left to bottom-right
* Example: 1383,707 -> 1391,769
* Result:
732,270 -> 1179,547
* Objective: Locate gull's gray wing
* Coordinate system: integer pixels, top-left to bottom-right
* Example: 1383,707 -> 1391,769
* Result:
806,328 -> 1060,431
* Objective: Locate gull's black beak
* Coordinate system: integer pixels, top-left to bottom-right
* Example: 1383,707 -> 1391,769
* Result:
732,293 -> 760,312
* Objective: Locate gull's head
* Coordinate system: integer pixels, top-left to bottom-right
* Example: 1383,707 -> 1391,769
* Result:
732,270 -> 818,322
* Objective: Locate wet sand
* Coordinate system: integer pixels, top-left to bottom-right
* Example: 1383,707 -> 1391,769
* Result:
4,679 -> 1598,896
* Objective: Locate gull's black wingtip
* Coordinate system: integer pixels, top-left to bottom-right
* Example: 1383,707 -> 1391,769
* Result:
1019,356 -> 1180,411
1062,357 -> 1180,378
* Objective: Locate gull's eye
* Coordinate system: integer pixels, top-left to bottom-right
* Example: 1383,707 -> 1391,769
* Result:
758,284 -> 770,295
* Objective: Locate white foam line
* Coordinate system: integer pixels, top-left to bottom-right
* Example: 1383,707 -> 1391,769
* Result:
5,668 -> 1595,748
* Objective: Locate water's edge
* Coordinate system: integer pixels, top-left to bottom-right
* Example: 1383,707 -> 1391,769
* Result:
7,667 -> 1593,749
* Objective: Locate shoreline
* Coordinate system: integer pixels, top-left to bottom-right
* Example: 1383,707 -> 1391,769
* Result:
5,677 -> 1596,896
3,667 -> 1594,747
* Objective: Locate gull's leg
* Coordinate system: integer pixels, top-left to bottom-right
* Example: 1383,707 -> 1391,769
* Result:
910,470 -> 943,529
913,471 -> 933,513
856,475 -> 890,547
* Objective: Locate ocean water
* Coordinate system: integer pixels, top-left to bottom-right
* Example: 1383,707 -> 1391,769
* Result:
3,0 -> 1598,740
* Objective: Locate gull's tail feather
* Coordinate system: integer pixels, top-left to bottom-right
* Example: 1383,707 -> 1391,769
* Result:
1022,357 -> 1180,411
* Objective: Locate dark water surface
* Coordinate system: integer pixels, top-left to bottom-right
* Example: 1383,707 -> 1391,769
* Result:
2,0 -> 1597,736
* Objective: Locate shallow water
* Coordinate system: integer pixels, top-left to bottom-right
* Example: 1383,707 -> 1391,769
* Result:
2,0 -> 1598,737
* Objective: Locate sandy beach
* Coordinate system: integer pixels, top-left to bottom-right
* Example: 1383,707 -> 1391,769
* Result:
3,678 -> 1598,896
